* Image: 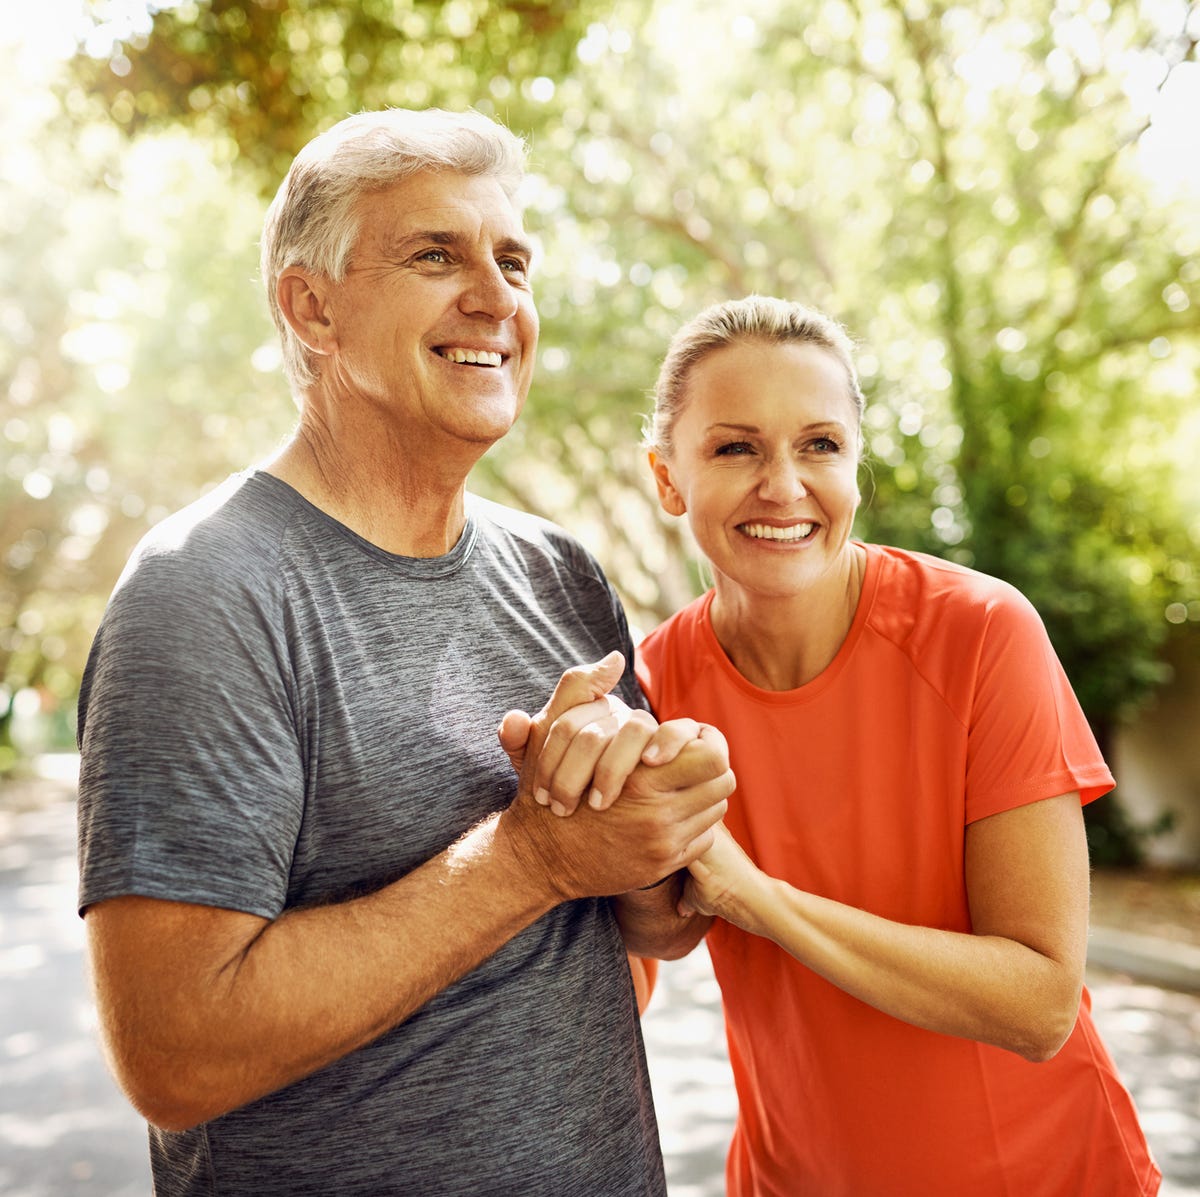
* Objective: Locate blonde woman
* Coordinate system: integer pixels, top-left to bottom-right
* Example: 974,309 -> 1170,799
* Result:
625,296 -> 1159,1196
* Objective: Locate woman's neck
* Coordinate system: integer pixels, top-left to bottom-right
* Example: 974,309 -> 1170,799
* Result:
709,544 -> 867,691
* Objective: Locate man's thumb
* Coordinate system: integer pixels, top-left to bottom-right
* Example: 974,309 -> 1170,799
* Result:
497,708 -> 533,775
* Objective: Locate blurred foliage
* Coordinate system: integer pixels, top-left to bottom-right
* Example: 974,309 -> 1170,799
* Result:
68,0 -> 608,190
5,0 -> 1200,860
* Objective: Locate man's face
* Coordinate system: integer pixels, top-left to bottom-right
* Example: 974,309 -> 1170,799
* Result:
322,170 -> 539,451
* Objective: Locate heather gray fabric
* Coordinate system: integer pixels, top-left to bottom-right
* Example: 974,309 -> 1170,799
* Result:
77,470 -> 665,1196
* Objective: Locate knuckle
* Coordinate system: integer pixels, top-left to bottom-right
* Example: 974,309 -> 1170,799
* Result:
628,709 -> 658,733
577,722 -> 611,750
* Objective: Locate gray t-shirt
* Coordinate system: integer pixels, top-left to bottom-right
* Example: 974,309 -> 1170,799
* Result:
77,471 -> 666,1196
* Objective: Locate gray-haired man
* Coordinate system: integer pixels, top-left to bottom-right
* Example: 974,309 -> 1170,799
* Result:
77,108 -> 731,1195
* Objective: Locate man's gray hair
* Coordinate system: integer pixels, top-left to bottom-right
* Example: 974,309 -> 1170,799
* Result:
261,108 -> 528,392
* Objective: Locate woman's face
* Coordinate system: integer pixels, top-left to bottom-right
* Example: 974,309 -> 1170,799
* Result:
652,339 -> 862,602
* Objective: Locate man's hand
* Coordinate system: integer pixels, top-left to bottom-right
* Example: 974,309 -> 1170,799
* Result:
502,739 -> 734,899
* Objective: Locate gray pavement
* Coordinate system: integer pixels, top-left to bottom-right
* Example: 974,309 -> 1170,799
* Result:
1,781 -> 1197,1196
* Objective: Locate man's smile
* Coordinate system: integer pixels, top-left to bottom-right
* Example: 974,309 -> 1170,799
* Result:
434,346 -> 504,366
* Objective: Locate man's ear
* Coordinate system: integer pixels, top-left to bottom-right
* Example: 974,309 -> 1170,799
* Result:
649,450 -> 686,517
277,268 -> 338,358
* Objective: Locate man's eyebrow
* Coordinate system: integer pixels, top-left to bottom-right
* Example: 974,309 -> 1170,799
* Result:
495,235 -> 535,261
383,230 -> 534,260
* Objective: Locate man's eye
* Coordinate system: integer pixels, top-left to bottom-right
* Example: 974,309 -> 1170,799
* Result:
499,258 -> 528,275
418,249 -> 450,264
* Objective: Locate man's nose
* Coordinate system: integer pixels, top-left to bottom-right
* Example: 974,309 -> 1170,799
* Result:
459,260 -> 519,320
758,457 -> 808,503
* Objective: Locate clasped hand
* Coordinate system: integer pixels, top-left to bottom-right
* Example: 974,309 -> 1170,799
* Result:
496,652 -> 735,898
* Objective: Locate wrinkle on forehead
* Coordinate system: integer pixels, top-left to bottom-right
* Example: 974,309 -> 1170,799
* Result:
357,175 -> 526,243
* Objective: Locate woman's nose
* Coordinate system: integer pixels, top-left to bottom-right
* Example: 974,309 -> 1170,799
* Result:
758,457 -> 808,503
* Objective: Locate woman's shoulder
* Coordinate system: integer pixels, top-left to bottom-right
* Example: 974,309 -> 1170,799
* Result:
867,543 -> 1034,627
635,591 -> 714,700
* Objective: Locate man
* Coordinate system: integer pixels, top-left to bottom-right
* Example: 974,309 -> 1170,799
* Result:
76,108 -> 732,1195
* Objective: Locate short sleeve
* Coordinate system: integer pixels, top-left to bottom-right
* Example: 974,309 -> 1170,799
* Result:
964,586 -> 1114,823
77,541 -> 306,918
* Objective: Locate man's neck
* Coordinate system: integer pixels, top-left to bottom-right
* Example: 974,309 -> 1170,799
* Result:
265,419 -> 477,559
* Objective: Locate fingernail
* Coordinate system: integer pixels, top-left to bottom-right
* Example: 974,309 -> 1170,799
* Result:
588,789 -> 603,809
642,746 -> 660,763
550,801 -> 568,817
535,788 -> 550,806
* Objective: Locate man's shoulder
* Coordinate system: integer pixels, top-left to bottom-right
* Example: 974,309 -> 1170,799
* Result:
468,493 -> 606,582
111,471 -> 300,609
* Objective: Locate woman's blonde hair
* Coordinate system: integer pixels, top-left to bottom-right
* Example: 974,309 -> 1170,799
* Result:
646,295 -> 865,457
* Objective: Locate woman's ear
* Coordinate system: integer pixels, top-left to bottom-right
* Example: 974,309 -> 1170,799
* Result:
649,450 -> 687,517
277,268 -> 338,358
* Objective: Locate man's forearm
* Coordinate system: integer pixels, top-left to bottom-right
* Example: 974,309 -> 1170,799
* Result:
88,811 -> 561,1132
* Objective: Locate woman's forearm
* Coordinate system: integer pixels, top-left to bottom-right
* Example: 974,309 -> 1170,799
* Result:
687,797 -> 1090,1061
746,879 -> 1082,1061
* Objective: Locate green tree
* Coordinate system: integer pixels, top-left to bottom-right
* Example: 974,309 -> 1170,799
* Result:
69,0 -> 609,188
20,0 -> 1200,863
1,80 -> 295,765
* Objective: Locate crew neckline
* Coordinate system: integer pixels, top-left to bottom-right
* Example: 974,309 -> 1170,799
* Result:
251,469 -> 479,578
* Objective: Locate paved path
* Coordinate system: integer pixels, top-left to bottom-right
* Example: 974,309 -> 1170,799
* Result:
2,790 -> 1197,1195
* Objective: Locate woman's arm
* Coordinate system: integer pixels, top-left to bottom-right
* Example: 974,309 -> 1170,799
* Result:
683,793 -> 1090,1062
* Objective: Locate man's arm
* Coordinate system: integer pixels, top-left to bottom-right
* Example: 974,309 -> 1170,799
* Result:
85,656 -> 732,1132
86,816 -> 557,1132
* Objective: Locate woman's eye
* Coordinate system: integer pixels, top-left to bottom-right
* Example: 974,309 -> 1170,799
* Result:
812,437 -> 841,453
715,441 -> 754,456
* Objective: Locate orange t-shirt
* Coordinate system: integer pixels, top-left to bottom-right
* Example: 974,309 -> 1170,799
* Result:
636,544 -> 1160,1197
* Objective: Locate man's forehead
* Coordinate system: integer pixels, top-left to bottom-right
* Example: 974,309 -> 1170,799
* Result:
360,178 -> 526,237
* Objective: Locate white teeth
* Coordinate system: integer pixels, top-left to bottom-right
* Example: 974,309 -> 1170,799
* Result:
739,522 -> 815,541
438,348 -> 502,366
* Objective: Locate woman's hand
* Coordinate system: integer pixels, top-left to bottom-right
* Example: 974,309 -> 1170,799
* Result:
679,822 -> 768,931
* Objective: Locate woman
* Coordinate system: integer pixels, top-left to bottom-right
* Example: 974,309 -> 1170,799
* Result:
631,296 -> 1160,1195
